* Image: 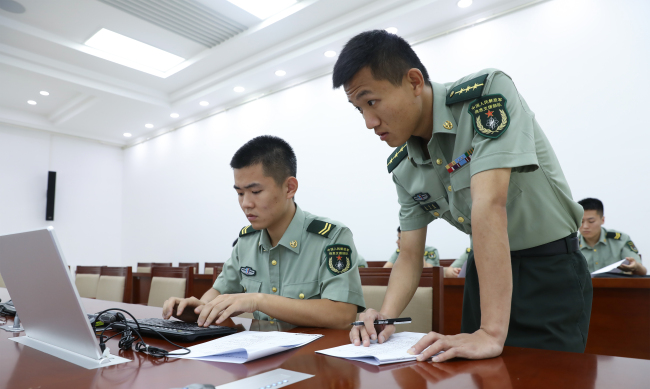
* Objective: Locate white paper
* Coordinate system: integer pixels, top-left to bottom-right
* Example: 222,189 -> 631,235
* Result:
316,332 -> 436,365
169,331 -> 322,364
591,259 -> 629,276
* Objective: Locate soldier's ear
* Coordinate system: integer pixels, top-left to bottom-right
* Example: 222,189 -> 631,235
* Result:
285,176 -> 298,200
405,68 -> 425,97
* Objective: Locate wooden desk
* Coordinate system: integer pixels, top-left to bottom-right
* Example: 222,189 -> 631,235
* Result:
443,277 -> 650,359
1,287 -> 649,388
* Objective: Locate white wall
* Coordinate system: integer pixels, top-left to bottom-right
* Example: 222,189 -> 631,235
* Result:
0,124 -> 123,268
122,0 -> 650,266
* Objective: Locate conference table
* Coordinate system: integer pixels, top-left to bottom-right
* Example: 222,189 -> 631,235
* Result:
1,288 -> 649,388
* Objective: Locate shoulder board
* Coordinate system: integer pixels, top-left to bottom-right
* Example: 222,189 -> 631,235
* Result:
239,225 -> 259,238
387,143 -> 408,173
606,232 -> 622,240
396,249 -> 400,253
446,74 -> 489,105
307,220 -> 336,238
466,248 -> 472,253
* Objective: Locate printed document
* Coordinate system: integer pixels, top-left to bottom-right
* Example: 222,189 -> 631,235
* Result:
170,331 -> 322,364
316,332 -> 439,365
591,259 -> 629,276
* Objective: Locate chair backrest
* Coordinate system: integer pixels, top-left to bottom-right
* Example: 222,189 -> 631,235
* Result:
136,262 -> 152,273
148,266 -> 193,307
96,267 -> 133,303
179,262 -> 199,274
204,262 -> 224,275
211,266 -> 223,284
366,262 -> 385,268
359,267 -> 443,334
75,266 -> 103,299
439,259 -> 455,267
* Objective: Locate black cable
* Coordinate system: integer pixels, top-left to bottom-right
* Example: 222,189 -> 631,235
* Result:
90,308 -> 191,358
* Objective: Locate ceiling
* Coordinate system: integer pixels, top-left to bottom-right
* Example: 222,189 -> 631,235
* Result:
0,0 -> 543,147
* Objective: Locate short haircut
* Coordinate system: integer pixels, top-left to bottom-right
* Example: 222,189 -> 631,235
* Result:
578,198 -> 604,216
332,30 -> 430,89
397,226 -> 401,233
230,135 -> 297,186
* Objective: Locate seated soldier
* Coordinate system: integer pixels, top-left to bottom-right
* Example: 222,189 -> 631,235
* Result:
578,198 -> 646,275
446,247 -> 472,277
163,136 -> 365,329
383,227 -> 456,277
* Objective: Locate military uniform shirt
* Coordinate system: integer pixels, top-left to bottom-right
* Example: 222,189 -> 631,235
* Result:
357,255 -> 368,268
391,68 -> 584,251
579,227 -> 641,273
213,205 -> 366,321
451,248 -> 472,268
387,246 -> 440,266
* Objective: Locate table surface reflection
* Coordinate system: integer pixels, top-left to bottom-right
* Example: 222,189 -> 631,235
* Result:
1,288 -> 649,389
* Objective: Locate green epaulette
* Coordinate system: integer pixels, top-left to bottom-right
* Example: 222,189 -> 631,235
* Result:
239,225 -> 259,237
387,143 -> 408,173
606,232 -> 622,240
307,220 -> 336,238
446,74 -> 488,105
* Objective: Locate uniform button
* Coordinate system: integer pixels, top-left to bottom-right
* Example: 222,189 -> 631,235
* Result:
594,249 -> 597,252
272,287 -> 277,292
299,293 -> 305,299
443,121 -> 453,130
436,159 -> 442,165
271,260 -> 277,266
270,321 -> 275,324
458,217 -> 464,223
433,212 -> 440,217
595,262 -> 599,265
447,185 -> 452,192
243,287 -> 247,292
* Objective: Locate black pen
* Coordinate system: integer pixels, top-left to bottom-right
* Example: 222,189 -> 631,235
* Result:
351,317 -> 412,326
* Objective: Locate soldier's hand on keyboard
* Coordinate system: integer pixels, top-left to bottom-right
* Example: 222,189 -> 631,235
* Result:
162,296 -> 204,322
197,293 -> 261,327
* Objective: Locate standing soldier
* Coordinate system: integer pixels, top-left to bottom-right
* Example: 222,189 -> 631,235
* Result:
333,30 -> 591,362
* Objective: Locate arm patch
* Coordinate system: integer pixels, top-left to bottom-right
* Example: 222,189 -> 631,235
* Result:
307,220 -> 336,238
239,225 -> 259,237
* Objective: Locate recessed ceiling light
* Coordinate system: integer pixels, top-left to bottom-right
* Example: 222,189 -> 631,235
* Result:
27,100 -> 37,105
85,28 -> 185,73
275,70 -> 286,77
225,0 -> 297,19
234,86 -> 245,93
199,101 -> 209,106
457,0 -> 473,8
123,133 -> 132,138
385,27 -> 398,34
170,113 -> 179,118
145,123 -> 154,128
324,51 -> 337,58
40,91 -> 50,96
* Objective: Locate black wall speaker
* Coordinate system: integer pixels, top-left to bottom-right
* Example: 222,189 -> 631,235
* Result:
46,171 -> 56,221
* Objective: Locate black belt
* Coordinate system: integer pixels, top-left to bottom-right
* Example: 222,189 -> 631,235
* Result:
511,233 -> 579,257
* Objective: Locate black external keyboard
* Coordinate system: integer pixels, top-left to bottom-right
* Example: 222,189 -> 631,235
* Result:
111,318 -> 237,342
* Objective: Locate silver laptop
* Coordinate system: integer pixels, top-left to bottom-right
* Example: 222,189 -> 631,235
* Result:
0,228 -> 129,368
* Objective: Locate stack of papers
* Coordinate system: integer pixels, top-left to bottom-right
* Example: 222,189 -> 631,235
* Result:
316,332 -> 433,365
591,259 -> 629,276
171,331 -> 322,364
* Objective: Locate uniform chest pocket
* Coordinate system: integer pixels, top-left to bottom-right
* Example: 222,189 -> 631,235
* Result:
450,165 -> 471,192
281,280 -> 320,300
240,278 -> 261,294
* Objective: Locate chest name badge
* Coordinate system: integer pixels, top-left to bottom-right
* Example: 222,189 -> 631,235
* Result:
412,193 -> 431,202
469,94 -> 510,139
240,266 -> 256,276
446,148 -> 474,173
325,245 -> 352,275
420,201 -> 440,212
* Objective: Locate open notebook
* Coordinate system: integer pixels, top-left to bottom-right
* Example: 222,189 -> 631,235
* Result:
317,332 -> 438,365
170,331 -> 322,364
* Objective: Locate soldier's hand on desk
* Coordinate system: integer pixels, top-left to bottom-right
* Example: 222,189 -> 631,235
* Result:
349,308 -> 395,347
408,329 -> 504,362
197,293 -> 261,327
162,296 -> 205,322
444,267 -> 461,278
618,257 -> 640,274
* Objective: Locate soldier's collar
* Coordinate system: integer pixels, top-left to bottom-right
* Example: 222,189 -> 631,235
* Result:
258,204 -> 304,253
578,228 -> 607,249
406,83 -> 457,165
